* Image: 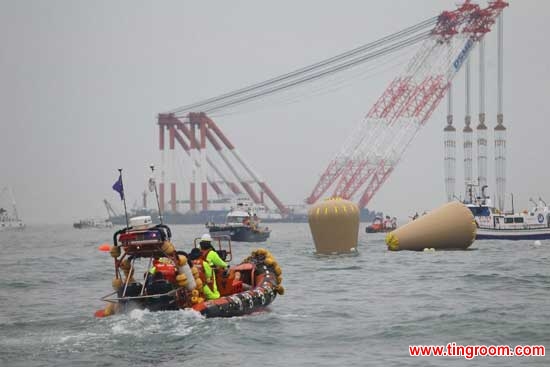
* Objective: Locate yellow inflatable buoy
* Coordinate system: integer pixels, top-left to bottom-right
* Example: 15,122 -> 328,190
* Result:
195,278 -> 203,289
385,201 -> 476,251
177,255 -> 187,267
308,197 -> 359,254
161,241 -> 175,255
120,259 -> 131,271
112,278 -> 123,290
176,273 -> 187,282
104,302 -> 116,316
110,246 -> 121,258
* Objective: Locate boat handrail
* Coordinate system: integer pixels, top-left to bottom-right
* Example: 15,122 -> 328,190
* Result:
101,288 -> 179,303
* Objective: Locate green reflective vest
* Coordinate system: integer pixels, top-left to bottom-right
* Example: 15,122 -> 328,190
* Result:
202,249 -> 228,300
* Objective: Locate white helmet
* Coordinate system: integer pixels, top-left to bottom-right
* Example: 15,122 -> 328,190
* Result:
200,233 -> 212,242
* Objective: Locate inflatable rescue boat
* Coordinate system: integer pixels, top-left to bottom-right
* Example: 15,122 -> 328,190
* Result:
95,216 -> 284,318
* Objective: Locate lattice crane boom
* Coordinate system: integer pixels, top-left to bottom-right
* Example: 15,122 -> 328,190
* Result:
306,0 -> 508,208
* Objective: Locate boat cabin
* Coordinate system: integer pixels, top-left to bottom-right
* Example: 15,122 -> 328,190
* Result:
226,210 -> 252,226
468,203 -> 550,230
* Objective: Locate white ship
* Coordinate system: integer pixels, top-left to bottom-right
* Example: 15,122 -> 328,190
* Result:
73,218 -> 113,229
230,197 -> 283,221
465,186 -> 550,241
0,187 -> 25,231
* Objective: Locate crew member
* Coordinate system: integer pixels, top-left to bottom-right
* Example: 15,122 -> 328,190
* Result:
198,234 -> 229,300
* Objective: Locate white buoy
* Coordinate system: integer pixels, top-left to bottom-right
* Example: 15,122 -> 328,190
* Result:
534,240 -> 542,246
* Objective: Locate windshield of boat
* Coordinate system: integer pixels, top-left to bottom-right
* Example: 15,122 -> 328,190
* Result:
227,216 -> 249,224
469,206 -> 491,217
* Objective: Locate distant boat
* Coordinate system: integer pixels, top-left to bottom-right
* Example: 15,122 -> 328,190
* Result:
0,187 -> 25,231
230,197 -> 284,222
207,207 -> 271,242
465,185 -> 550,241
73,218 -> 113,229
365,215 -> 397,233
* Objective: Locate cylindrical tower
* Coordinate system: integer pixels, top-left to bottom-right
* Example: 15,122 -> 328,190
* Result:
495,13 -> 506,211
169,125 -> 177,213
199,118 -> 208,211
477,38 -> 488,194
444,83 -> 456,202
189,123 -> 197,212
463,57 -> 473,194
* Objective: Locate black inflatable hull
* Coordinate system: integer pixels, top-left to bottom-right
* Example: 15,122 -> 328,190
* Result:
195,285 -> 277,318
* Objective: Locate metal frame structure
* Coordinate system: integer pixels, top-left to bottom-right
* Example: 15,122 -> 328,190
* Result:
157,113 -> 287,214
157,1 -> 508,214
306,0 -> 508,209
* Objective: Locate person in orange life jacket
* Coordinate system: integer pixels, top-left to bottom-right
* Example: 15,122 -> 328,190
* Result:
198,234 -> 229,300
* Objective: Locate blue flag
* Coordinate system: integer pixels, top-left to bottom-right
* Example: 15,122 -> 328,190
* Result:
112,175 -> 124,200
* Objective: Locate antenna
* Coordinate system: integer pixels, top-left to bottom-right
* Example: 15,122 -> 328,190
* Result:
150,165 -> 164,224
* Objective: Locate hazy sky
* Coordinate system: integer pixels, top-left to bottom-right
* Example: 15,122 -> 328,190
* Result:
1,0 -> 548,224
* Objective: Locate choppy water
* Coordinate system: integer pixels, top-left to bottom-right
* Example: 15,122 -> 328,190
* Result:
0,223 -> 548,366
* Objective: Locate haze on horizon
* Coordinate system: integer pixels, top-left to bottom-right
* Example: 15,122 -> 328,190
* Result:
1,0 -> 548,225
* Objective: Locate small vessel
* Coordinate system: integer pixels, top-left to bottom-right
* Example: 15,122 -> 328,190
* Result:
73,218 -> 113,229
206,208 -> 271,242
231,197 -> 283,221
95,216 -> 283,318
0,187 -> 25,231
465,185 -> 550,241
365,215 -> 396,233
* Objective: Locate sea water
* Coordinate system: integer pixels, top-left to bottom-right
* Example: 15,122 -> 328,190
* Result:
0,223 -> 548,366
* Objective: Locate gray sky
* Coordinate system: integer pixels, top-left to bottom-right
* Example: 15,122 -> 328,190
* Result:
1,0 -> 548,224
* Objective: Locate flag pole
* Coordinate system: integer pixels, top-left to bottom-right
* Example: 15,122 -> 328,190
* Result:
150,165 -> 164,225
118,168 -> 130,228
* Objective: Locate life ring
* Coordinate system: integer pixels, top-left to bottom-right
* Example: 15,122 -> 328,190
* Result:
537,213 -> 544,224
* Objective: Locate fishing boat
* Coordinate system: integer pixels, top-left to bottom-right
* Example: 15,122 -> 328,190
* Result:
465,186 -> 550,241
95,216 -> 283,318
206,207 -> 271,242
0,187 -> 25,231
